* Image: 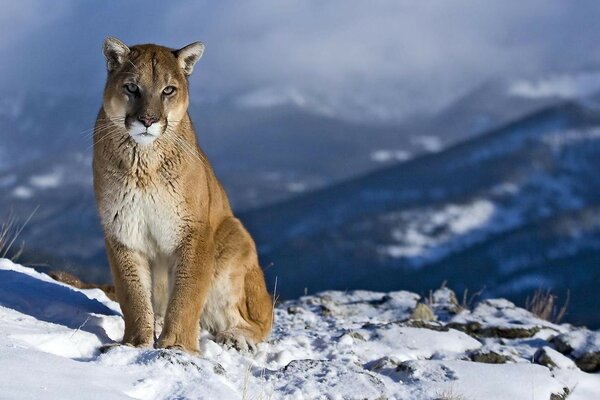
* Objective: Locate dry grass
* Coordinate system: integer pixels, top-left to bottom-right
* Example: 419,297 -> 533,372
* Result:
460,286 -> 485,311
1,215 -> 26,261
435,388 -> 469,400
0,207 -> 39,262
526,288 -> 570,324
271,276 -> 279,323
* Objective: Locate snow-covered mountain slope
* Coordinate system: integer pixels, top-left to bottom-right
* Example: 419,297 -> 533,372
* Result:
0,78 -> 565,269
243,102 -> 600,327
1,258 -> 599,400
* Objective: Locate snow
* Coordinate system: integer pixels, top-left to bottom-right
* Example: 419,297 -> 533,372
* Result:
424,361 -> 565,400
556,329 -> 600,358
378,123 -> 595,269
29,170 -> 62,189
286,181 -> 308,193
542,127 -> 600,149
508,72 -> 600,99
450,298 -> 565,334
12,185 -> 34,199
370,149 -> 412,163
538,346 -> 578,370
0,258 -> 599,400
412,135 -> 443,152
382,199 -> 495,260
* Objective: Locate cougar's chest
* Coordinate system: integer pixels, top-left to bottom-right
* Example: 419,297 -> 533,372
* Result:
100,178 -> 183,257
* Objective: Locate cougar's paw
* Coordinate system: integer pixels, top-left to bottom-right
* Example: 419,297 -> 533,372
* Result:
156,333 -> 200,355
215,330 -> 257,352
123,332 -> 154,348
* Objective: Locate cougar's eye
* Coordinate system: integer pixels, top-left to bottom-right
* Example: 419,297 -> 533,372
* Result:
163,86 -> 176,96
124,83 -> 139,94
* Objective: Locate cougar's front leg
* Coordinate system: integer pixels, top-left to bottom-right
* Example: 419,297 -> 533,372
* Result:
157,225 -> 215,353
106,239 -> 154,347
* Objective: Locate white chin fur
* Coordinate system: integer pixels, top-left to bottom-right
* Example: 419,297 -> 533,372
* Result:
129,120 -> 162,145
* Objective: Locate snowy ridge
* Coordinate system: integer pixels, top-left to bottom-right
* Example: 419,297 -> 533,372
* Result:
239,102 -> 600,328
509,72 -> 600,100
1,258 -> 599,399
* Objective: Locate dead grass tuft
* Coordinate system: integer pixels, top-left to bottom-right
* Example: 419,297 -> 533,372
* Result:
0,209 -> 38,261
460,286 -> 485,311
435,388 -> 469,400
526,288 -> 570,324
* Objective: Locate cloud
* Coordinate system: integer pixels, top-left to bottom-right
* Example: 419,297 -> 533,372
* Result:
2,1 -> 600,122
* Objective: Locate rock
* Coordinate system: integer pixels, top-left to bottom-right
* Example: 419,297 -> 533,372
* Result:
551,329 -> 600,372
448,321 -> 541,339
549,388 -> 571,400
550,335 -> 573,354
576,352 -> 600,373
347,331 -> 367,341
48,270 -> 116,300
401,320 -> 449,332
319,303 -> 335,317
286,305 -> 303,315
469,350 -> 513,364
533,347 -> 577,370
271,359 -> 387,400
430,287 -> 462,320
448,299 -> 557,339
364,356 -> 402,373
411,303 -> 436,321
395,360 -> 458,383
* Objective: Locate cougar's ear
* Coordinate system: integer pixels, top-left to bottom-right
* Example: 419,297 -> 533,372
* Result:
103,37 -> 130,72
174,42 -> 205,75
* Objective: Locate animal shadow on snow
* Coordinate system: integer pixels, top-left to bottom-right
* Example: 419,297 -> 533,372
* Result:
0,269 -> 119,343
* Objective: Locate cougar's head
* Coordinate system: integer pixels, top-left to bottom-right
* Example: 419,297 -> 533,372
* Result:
101,37 -> 204,145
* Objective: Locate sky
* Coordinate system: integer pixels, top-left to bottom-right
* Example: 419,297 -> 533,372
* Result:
2,0 -> 600,122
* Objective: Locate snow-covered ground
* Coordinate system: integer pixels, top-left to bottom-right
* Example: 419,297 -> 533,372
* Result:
0,258 -> 599,400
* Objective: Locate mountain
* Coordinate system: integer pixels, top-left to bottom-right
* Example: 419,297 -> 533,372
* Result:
0,79 -> 596,326
0,81 -> 545,274
242,102 -> 600,327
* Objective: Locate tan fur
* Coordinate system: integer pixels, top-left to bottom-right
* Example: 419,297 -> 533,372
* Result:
93,37 -> 273,353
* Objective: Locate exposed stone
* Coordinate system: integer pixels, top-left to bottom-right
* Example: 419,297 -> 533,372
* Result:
430,287 -> 462,321
347,331 -> 367,341
411,303 -> 436,321
549,388 -> 571,400
48,270 -> 116,300
320,303 -> 335,317
551,330 -> 600,372
469,350 -> 512,364
364,356 -> 402,373
287,305 -> 303,315
576,352 -> 600,373
400,319 -> 449,332
447,321 -> 540,339
550,335 -> 573,355
533,347 -> 577,370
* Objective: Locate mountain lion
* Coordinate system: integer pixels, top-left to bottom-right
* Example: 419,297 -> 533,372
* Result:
93,37 -> 273,354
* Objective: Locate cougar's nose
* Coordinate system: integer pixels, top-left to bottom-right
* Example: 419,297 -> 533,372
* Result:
138,115 -> 159,128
